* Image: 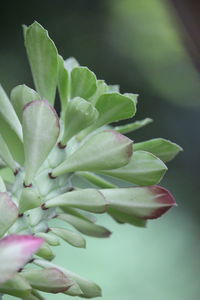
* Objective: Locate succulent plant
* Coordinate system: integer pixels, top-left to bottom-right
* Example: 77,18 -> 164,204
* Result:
0,22 -> 182,299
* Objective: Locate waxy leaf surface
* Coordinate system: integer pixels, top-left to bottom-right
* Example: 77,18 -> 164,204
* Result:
0,192 -> 18,237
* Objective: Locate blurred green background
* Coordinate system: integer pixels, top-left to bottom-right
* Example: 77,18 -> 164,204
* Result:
1,0 -> 199,299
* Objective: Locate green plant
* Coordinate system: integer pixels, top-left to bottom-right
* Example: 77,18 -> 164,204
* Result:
0,22 -> 182,299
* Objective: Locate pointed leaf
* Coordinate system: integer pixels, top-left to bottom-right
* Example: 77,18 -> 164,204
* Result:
10,84 -> 41,122
114,118 -> 153,134
24,22 -> 58,104
23,100 -> 60,184
71,67 -> 97,99
0,235 -> 44,284
58,213 -> 111,238
51,227 -> 86,248
52,130 -> 132,176
134,138 -> 183,162
22,268 -> 72,293
35,232 -> 60,246
61,97 -> 99,145
0,85 -> 23,141
0,274 -> 31,298
0,134 -> 17,171
0,192 -> 18,237
99,150 -> 167,186
34,259 -> 102,298
101,186 -> 176,220
45,189 -> 107,213
108,208 -> 147,227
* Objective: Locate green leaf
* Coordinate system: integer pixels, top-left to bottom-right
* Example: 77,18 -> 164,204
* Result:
58,55 -> 69,114
51,227 -> 86,248
82,92 -> 137,136
88,80 -> 108,105
52,130 -> 132,176
134,138 -> 183,162
22,268 -> 72,293
77,171 -> 117,188
100,186 -> 176,219
58,213 -> 111,238
0,117 -> 24,165
0,274 -> 31,298
0,85 -> 22,141
35,232 -> 60,246
61,97 -> 99,145
99,150 -> 167,186
71,67 -> 97,99
23,100 -> 60,185
114,118 -> 153,134
0,134 -> 17,171
0,192 -> 18,237
10,84 -> 41,122
108,208 -> 147,227
34,259 -> 102,298
36,242 -> 55,261
19,186 -> 42,213
45,189 -> 107,213
24,22 -> 58,104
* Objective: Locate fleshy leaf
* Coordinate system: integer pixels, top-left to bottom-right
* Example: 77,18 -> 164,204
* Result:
0,85 -> 23,141
71,67 -> 97,99
45,189 -> 107,213
52,130 -> 132,176
114,118 -> 153,134
0,274 -> 31,298
134,138 -> 183,162
108,208 -> 147,227
0,235 -> 44,284
0,176 -> 6,192
10,84 -> 41,122
58,55 -> 69,113
22,268 -> 72,293
88,80 -> 108,105
34,259 -> 102,298
61,97 -> 99,145
24,22 -> 58,104
83,92 -> 137,136
58,213 -> 111,238
19,186 -> 42,213
36,242 -> 55,261
0,134 -> 18,171
51,227 -> 86,248
23,100 -> 60,185
35,232 -> 60,246
99,150 -> 167,186
77,171 -> 117,188
0,192 -> 18,237
100,185 -> 176,220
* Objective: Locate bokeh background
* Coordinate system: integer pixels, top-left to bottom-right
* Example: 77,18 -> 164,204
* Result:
1,0 -> 200,299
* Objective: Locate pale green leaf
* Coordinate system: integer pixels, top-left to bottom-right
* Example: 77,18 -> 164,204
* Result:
45,189 -> 107,213
10,84 -> 41,122
58,55 -> 69,113
114,118 -> 153,134
23,100 -> 60,185
134,138 -> 183,162
0,134 -> 17,171
71,67 -> 97,99
99,150 -> 167,186
0,274 -> 31,298
52,130 -> 132,176
24,22 -> 58,104
61,97 -> 99,145
51,227 -> 86,248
